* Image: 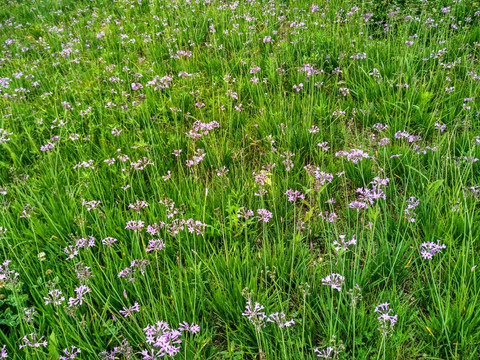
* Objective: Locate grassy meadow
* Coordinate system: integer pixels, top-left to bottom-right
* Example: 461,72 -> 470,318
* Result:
1,0 -> 480,358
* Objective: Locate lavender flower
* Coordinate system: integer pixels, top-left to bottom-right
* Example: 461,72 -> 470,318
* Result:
267,312 -> 295,328
256,209 -> 273,223
321,273 -> 345,292
44,289 -> 65,306
120,302 -> 140,317
419,240 -> 446,259
60,346 -> 81,360
0,260 -> 19,286
404,196 -> 420,222
333,234 -> 356,253
146,239 -> 165,252
237,207 -> 254,220
241,299 -> 267,329
68,285 -> 91,307
314,347 -> 334,358
374,303 -> 397,336
19,333 -> 47,350
178,322 -> 201,333
284,189 -> 305,202
142,321 -> 182,358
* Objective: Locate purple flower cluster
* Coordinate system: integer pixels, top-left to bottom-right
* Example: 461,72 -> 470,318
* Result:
321,273 -> 345,292
419,240 -> 446,259
374,303 -> 398,335
284,189 -> 305,202
335,148 -> 371,164
141,320 -> 199,359
333,234 -> 356,253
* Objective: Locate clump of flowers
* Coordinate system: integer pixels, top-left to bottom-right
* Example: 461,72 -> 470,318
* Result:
404,196 -> 420,222
284,189 -> 305,202
419,240 -> 446,259
0,129 -> 13,143
0,260 -> 19,287
314,336 -> 345,359
321,273 -> 345,292
60,346 -> 81,360
267,312 -> 295,328
241,299 -> 267,330
349,185 -> 386,209
333,234 -> 356,253
186,120 -> 220,138
19,333 -> 48,350
335,148 -> 371,164
141,320 -> 199,359
64,236 -> 95,260
374,303 -> 398,336
256,208 -> 273,223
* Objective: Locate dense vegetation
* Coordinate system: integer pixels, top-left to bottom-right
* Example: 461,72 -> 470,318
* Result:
1,0 -> 480,358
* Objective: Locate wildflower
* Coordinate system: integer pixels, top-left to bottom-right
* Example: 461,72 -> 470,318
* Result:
60,346 -> 81,360
40,142 -> 55,152
186,121 -> 219,139
0,345 -> 6,359
241,299 -> 267,329
146,239 -> 165,252
321,273 -> 345,291
44,289 -> 65,306
374,303 -> 397,336
356,186 -> 386,205
237,208 -> 254,220
314,347 -> 334,358
404,196 -> 420,222
111,127 -> 123,136
131,259 -> 151,275
434,122 -> 446,132
0,129 -> 13,143
284,189 -> 305,202
215,167 -> 229,177
118,267 -> 136,282
129,200 -> 149,212
76,262 -> 94,284
0,260 -> 19,286
142,321 -> 182,358
317,142 -> 330,151
314,170 -> 334,185
256,209 -> 273,223
267,312 -> 295,328
186,149 -> 206,167
102,237 -> 117,246
333,234 -> 356,253
131,157 -> 154,170
68,285 -> 91,307
162,171 -> 171,181
23,307 -> 38,323
373,123 -> 388,131
178,322 -> 201,333
348,201 -> 368,210
73,160 -> 94,170
125,220 -> 145,230
82,199 -> 101,211
419,240 -> 446,259
19,333 -> 48,349
120,302 -> 140,317
318,211 -> 338,223
185,219 -> 206,235
280,151 -> 295,171
335,149 -> 370,163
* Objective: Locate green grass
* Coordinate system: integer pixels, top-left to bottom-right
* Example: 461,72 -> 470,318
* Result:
0,0 -> 480,359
